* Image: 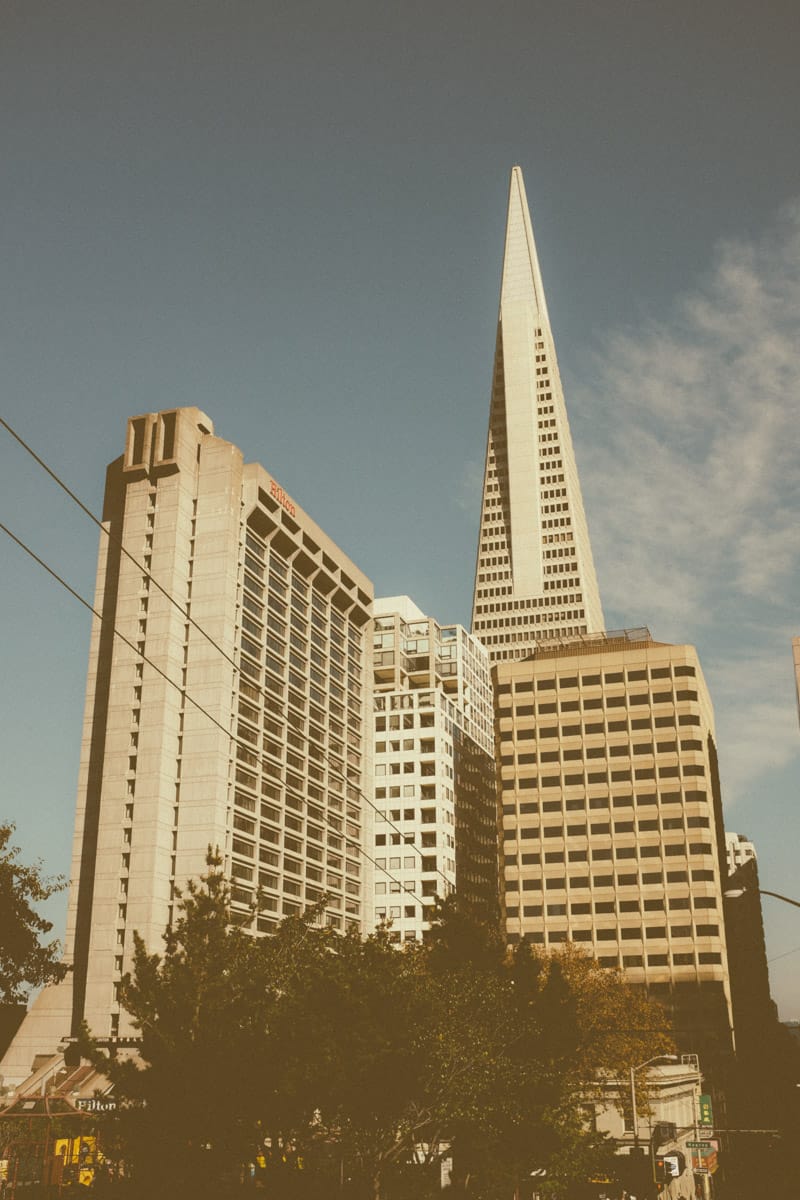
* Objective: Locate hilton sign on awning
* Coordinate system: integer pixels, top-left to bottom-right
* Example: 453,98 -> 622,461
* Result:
75,1098 -> 116,1113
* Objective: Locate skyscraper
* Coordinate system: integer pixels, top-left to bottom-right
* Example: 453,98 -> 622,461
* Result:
1,407 -> 373,1084
370,597 -> 497,942
471,166 -> 604,661
476,171 -> 735,1072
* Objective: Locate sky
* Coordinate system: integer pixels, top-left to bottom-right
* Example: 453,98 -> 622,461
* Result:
1,1 -> 798,1017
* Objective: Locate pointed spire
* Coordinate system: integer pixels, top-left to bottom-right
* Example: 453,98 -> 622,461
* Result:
500,166 -> 550,322
471,167 -> 604,661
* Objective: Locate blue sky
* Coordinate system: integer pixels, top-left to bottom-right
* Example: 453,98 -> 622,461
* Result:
1,1 -> 798,1017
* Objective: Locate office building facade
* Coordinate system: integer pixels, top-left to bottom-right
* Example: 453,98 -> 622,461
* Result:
371,597 -> 498,941
496,629 -> 734,1053
2,407 -> 373,1082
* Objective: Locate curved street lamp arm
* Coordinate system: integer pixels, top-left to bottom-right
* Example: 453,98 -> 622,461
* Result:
759,888 -> 800,909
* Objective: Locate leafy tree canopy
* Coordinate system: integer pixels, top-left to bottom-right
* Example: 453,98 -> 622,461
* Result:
0,822 -> 66,1004
91,856 -> 673,1200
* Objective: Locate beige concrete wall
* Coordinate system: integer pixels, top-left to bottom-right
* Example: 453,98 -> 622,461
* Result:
2,407 -> 374,1082
495,636 -> 732,1031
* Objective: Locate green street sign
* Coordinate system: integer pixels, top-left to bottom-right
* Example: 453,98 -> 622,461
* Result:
687,1141 -> 712,1149
698,1094 -> 714,1126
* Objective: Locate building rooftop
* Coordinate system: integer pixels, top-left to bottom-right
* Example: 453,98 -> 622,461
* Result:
513,626 -> 658,661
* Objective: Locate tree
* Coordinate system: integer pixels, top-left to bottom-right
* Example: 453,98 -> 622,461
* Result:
0,822 -> 66,1003
275,923 -> 433,1199
93,862 -> 674,1200
408,917 -> 669,1199
497,943 -> 673,1199
88,851 -> 335,1199
293,901 -> 673,1200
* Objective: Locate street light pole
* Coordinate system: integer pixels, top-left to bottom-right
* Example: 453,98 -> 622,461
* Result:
628,1056 -> 679,1154
630,1064 -> 639,1152
752,888 -> 800,909
723,886 -> 800,909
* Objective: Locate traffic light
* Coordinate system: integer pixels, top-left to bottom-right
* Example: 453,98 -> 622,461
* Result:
653,1151 -> 685,1182
668,1151 -> 685,1177
651,1121 -> 677,1149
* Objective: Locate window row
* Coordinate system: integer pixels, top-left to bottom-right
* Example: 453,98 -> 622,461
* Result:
502,665 -> 696,692
501,790 -> 708,815
501,869 -> 716,888
506,936 -> 722,967
504,819 -> 710,838
500,716 -> 703,740
502,837 -> 713,858
503,894 -> 717,912
505,914 -> 719,938
502,738 -> 703,759
502,766 -> 706,790
374,853 -> 443,872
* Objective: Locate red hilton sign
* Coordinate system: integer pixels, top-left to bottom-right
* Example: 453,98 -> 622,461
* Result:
270,479 -> 296,518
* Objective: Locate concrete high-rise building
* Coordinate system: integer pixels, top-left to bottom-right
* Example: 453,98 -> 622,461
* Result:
2,407 -> 373,1084
471,166 -> 604,661
495,628 -> 734,1056
725,831 -> 756,874
370,597 -> 498,942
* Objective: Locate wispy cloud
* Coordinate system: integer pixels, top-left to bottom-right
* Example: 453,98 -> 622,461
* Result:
456,458 -> 485,513
574,201 -> 800,804
703,644 -> 799,805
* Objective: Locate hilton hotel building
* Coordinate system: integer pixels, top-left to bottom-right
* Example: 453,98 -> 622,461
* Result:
2,407 -> 373,1082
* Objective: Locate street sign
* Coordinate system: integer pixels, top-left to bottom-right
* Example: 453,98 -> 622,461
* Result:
687,1141 -> 712,1149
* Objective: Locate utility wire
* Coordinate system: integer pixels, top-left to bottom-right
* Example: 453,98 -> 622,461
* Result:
767,944 -> 800,965
0,519 -> 424,907
1,416 -> 457,894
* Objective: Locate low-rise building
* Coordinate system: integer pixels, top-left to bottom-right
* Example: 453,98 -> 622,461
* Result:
592,1057 -> 709,1200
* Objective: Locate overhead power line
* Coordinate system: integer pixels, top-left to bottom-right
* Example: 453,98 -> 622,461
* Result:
0,518 -> 424,908
768,944 -> 800,965
0,416 -> 457,894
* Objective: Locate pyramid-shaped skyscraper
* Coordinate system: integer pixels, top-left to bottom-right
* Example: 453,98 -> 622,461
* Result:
471,167 -> 604,660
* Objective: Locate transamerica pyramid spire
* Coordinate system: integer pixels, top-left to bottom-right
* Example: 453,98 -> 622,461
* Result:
471,167 -> 604,661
